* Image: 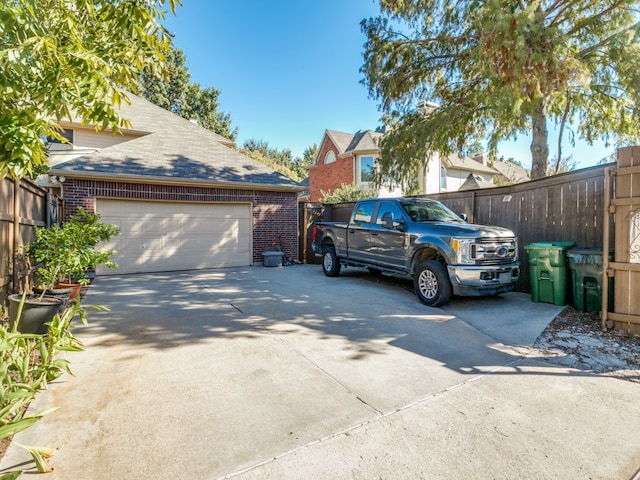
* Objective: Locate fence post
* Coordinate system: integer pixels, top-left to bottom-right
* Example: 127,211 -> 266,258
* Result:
12,178 -> 19,293
602,166 -> 613,331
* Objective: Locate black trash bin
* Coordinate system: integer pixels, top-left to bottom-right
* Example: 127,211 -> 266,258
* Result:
566,248 -> 614,312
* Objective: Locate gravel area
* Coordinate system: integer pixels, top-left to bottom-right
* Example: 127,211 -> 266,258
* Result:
533,307 -> 640,382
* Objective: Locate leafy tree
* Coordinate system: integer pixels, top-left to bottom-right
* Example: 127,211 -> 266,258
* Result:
240,143 -> 301,182
361,0 -> 640,181
291,143 -> 317,179
136,47 -> 238,141
240,140 -> 318,182
0,0 -> 179,179
548,155 -> 578,176
242,138 -> 293,168
320,183 -> 377,204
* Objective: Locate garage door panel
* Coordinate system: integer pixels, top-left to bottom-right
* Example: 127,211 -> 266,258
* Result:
96,200 -> 252,274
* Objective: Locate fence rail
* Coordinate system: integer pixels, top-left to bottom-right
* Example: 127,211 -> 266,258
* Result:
0,176 -> 62,311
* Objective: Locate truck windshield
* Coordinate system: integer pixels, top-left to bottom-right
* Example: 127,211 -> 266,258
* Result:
399,198 -> 466,223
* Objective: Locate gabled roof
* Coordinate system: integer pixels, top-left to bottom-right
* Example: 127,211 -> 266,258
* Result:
459,173 -> 495,191
443,153 -> 497,175
343,129 -> 381,154
492,160 -> 530,183
50,94 -> 301,190
322,129 -> 382,158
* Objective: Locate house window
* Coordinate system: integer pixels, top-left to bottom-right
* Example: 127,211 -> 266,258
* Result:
47,128 -> 74,145
324,150 -> 336,165
440,166 -> 447,189
358,155 -> 375,184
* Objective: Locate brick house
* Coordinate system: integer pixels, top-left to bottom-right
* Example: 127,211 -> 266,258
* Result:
308,129 -> 401,202
308,129 -> 528,202
44,94 -> 302,274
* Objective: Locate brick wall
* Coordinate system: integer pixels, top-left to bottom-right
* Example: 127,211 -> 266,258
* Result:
309,139 -> 354,202
62,179 -> 299,264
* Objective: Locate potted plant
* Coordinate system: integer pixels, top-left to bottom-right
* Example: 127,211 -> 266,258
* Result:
8,208 -> 119,333
28,208 -> 119,296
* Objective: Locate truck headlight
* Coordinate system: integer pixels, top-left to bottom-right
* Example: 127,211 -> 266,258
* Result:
452,237 -> 474,264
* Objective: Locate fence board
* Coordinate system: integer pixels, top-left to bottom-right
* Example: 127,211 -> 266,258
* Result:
421,164 -> 611,292
609,147 -> 640,335
0,177 -> 62,312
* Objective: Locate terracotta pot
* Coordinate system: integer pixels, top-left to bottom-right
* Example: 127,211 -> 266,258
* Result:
8,294 -> 63,334
56,281 -> 83,300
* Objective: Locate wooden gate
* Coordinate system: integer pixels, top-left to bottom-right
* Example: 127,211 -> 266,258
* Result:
602,146 -> 640,336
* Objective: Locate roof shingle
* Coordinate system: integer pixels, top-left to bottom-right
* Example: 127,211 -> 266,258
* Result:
51,94 -> 301,189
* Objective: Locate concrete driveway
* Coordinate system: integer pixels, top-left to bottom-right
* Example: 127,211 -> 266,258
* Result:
2,265 -> 639,479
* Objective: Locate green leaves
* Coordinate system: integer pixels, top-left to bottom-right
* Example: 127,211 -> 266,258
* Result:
25,207 -> 120,291
362,0 -> 640,179
0,297 -> 96,475
0,0 -> 180,179
320,183 -> 378,204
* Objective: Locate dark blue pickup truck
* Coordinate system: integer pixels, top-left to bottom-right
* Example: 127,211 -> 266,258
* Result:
312,197 -> 520,307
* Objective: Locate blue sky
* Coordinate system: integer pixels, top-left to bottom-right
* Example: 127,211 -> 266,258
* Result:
163,1 -> 615,170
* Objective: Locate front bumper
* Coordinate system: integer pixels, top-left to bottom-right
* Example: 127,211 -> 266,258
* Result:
448,263 -> 520,297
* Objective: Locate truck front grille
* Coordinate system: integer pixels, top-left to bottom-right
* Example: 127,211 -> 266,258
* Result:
473,237 -> 518,265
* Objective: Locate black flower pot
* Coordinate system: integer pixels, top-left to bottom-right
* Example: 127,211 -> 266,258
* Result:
8,294 -> 64,334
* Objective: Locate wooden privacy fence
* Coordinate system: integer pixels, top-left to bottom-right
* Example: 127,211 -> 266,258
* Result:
0,176 -> 62,312
420,164 -> 612,293
300,164 -> 612,295
602,147 -> 640,336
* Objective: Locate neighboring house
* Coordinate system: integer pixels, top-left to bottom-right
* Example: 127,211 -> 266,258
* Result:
308,129 -> 402,203
44,93 -> 302,274
308,128 -> 529,202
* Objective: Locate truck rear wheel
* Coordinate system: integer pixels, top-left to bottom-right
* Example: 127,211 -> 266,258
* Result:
322,246 -> 341,277
413,260 -> 452,307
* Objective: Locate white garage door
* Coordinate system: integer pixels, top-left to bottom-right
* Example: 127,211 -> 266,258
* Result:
96,199 -> 252,274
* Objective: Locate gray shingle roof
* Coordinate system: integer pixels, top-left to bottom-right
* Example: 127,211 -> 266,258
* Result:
325,129 -> 381,155
444,153 -> 497,175
459,173 -> 495,190
492,160 -> 530,183
50,94 -> 301,190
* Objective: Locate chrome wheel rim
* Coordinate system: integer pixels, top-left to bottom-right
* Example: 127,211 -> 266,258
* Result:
418,270 -> 438,299
323,252 -> 333,271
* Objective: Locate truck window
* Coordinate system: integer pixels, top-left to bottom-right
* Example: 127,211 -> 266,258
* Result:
375,203 -> 405,225
353,202 -> 375,225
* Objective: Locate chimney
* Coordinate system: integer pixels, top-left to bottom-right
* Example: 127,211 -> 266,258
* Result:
472,152 -> 488,166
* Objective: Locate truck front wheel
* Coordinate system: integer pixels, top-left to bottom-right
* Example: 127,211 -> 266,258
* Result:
322,246 -> 341,277
413,260 -> 452,307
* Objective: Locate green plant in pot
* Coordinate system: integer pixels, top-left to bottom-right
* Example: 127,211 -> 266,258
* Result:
9,208 -> 119,333
27,207 -> 120,298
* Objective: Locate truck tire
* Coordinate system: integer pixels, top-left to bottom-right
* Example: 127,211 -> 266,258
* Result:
413,260 -> 452,307
322,246 -> 341,277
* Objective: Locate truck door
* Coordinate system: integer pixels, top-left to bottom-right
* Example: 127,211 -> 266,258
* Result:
369,201 -> 409,269
347,201 -> 377,262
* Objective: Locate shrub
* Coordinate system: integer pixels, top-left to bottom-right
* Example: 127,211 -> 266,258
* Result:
320,183 -> 377,204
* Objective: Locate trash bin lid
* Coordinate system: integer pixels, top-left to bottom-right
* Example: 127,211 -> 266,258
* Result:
566,247 -> 613,265
524,241 -> 576,251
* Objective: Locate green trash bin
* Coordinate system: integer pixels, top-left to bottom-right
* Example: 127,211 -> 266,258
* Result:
566,248 -> 614,312
524,242 -> 576,305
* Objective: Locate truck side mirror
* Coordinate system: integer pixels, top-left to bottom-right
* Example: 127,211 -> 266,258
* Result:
381,212 -> 394,229
459,213 -> 468,222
